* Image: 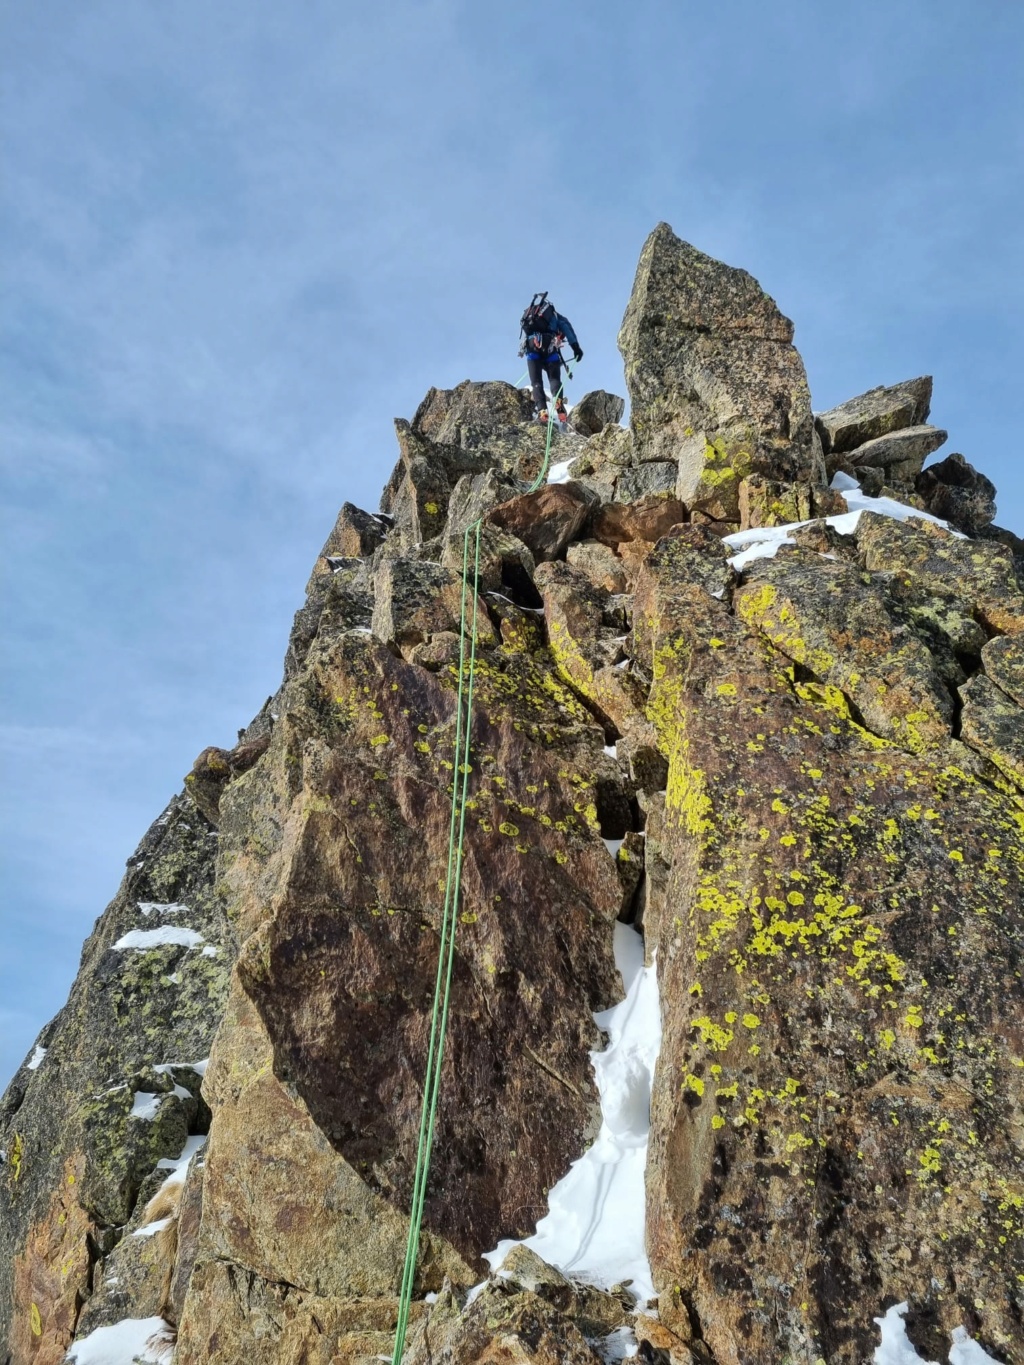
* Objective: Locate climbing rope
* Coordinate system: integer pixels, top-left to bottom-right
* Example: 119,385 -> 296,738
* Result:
390,354 -> 573,1360
391,520 -> 482,1365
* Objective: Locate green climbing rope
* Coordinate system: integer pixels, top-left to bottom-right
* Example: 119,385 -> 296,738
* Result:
390,355 -> 574,1361
390,519 -> 482,1365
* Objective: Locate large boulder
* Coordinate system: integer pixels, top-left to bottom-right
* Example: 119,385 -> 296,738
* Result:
568,389 -> 626,436
815,375 -> 933,453
856,511 -> 1024,634
845,424 -> 947,473
618,223 -> 822,521
486,484 -> 591,562
916,451 -> 998,535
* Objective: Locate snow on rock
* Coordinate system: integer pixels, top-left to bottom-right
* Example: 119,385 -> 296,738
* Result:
154,1058 -> 209,1079
155,1133 -> 206,1185
130,1086 -> 191,1121
64,1315 -> 175,1364
872,1302 -> 1000,1365
27,1045 -> 47,1071
485,923 -> 662,1304
131,1216 -> 172,1240
137,901 -> 190,917
599,1324 -> 639,1361
722,474 -> 963,573
112,926 -> 206,952
548,458 -> 573,485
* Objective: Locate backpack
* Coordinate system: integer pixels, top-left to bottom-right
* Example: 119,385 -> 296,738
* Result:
520,292 -> 557,351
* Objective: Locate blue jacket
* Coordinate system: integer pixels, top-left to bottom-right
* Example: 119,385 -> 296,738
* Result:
524,310 -> 579,359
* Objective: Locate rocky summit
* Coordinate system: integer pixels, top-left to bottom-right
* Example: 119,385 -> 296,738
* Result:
3,222 -> 1023,1365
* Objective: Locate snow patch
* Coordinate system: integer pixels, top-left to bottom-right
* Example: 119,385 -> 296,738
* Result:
485,923 -> 661,1305
155,1133 -> 207,1183
603,745 -> 618,759
64,1316 -> 175,1364
137,901 -> 189,917
154,1058 -> 209,1079
27,1045 -> 47,1071
112,926 -> 206,952
131,1216 -> 172,1240
548,458 -> 573,484
872,1302 -> 1000,1365
722,476 -> 963,573
130,1086 -> 190,1121
598,1324 -> 639,1361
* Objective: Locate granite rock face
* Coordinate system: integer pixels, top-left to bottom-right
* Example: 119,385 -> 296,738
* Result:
618,222 -> 824,521
5,227 -> 1023,1365
815,375 -> 933,453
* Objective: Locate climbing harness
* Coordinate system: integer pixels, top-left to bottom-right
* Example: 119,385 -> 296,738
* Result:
390,354 -> 575,1361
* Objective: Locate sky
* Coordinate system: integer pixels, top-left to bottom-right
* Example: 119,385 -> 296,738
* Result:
2,0 -> 1022,1086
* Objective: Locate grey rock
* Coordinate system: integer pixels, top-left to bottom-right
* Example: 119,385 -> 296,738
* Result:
959,672 -> 1024,791
815,375 -> 932,454
566,539 -> 628,594
915,452 -> 997,535
846,424 -> 947,472
618,222 -> 820,520
568,390 -> 626,436
446,468 -> 524,537
370,557 -> 495,650
440,522 -> 535,596
982,633 -> 1024,709
412,379 -> 535,448
617,461 -> 678,502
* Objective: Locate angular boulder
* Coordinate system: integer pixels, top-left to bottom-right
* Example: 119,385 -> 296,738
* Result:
566,540 -> 627,594
856,511 -> 1024,634
618,223 -> 821,520
916,451 -> 998,535
616,461 -> 678,503
846,424 -> 947,472
591,494 -> 687,549
981,632 -> 1024,708
568,389 -> 626,436
370,557 -> 496,652
815,375 -> 932,454
959,672 -> 1024,790
486,484 -> 591,562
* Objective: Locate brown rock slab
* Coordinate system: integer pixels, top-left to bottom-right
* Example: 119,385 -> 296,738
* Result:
487,484 -> 591,562
631,527 -> 733,668
816,375 -> 932,454
591,495 -> 686,549
634,564 -> 1024,1365
314,501 -> 389,571
185,735 -> 271,827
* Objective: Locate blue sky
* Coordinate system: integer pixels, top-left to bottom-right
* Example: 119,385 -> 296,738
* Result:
2,0 -> 1022,1085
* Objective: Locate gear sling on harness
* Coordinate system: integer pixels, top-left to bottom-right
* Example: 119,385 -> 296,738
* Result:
389,385 -> 563,1365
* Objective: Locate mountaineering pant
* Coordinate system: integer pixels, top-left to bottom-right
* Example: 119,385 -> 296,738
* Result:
527,354 -> 563,414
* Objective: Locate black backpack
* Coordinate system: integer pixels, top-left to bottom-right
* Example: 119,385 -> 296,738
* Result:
520,292 -> 557,348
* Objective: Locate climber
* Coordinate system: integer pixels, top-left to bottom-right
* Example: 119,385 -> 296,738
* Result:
518,292 -> 582,425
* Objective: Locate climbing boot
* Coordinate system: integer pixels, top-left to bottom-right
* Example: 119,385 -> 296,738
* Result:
537,409 -> 549,424
554,398 -> 568,424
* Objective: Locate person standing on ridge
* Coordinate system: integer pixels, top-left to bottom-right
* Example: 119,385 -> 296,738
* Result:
518,292 -> 582,425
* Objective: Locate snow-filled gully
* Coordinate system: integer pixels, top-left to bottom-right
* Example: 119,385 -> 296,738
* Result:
484,922 -> 662,1310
